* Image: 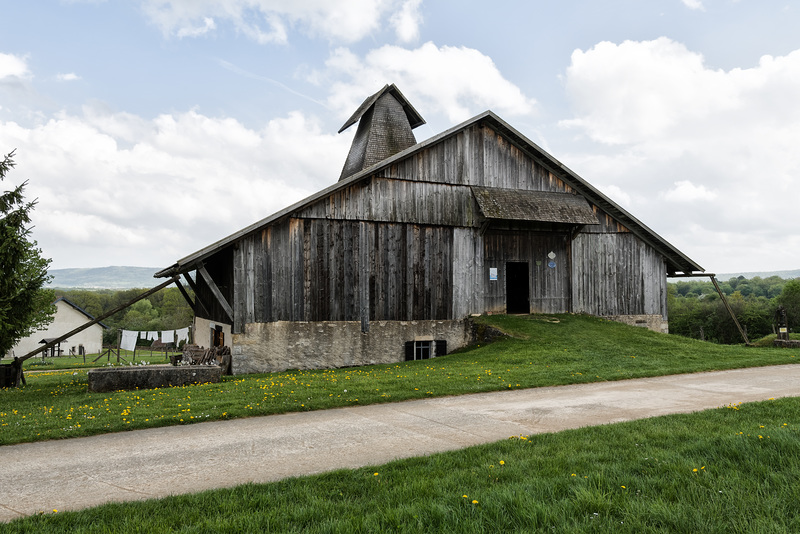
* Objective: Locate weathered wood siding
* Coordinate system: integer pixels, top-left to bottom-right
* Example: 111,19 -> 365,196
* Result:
571,233 -> 667,317
452,227 -> 484,318
233,218 -> 455,331
383,125 -> 574,193
581,206 -> 630,234
483,230 -> 571,314
296,177 -> 477,227
225,120 -> 669,333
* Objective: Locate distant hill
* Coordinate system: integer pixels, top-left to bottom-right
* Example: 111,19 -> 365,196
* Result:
47,266 -> 162,289
668,269 -> 799,282
714,269 -> 800,281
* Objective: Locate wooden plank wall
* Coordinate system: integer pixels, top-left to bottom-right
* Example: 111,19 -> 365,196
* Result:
581,206 -> 630,234
452,227 -> 483,318
383,125 -> 572,193
571,232 -> 667,317
296,177 -> 477,228
483,230 -> 571,314
225,119 -> 669,332
233,219 -> 456,331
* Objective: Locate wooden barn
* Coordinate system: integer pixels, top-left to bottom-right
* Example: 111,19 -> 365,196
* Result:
156,84 -> 703,374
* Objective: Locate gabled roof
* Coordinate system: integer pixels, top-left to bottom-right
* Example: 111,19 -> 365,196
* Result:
156,110 -> 703,278
55,297 -> 109,329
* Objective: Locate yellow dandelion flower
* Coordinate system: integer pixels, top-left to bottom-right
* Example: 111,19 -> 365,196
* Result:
499,460 -> 505,465
472,500 -> 478,504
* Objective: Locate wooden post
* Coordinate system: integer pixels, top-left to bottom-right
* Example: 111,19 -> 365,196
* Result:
709,275 -> 750,345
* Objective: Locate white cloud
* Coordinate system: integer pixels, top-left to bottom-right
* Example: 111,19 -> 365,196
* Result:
321,42 -> 537,124
0,52 -> 31,80
560,38 -> 800,272
176,16 -> 216,38
561,38 -> 741,144
390,0 -> 423,43
140,0 -> 399,44
56,73 -> 81,82
681,0 -> 705,10
599,184 -> 632,208
0,106 -> 350,268
662,180 -> 717,202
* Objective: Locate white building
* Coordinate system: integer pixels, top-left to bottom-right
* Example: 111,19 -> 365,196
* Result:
10,297 -> 106,358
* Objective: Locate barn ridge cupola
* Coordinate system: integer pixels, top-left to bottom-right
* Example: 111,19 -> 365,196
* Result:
338,83 -> 425,181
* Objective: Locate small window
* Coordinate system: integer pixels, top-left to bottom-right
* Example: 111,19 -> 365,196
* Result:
415,340 -> 432,360
405,340 -> 446,361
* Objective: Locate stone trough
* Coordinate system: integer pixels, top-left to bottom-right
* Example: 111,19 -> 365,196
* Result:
88,365 -> 223,393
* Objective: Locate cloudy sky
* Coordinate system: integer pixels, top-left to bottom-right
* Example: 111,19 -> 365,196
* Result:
1,0 -> 799,275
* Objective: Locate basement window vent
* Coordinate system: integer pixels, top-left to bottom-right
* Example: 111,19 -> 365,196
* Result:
404,340 -> 447,361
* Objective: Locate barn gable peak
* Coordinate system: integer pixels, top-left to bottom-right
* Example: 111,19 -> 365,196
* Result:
338,84 -> 426,181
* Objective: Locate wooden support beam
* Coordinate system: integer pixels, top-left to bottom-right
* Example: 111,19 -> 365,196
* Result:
710,275 -> 750,346
174,279 -> 196,312
182,272 -> 198,292
181,273 -> 211,318
16,276 -> 180,363
670,272 -> 750,345
197,263 -> 234,323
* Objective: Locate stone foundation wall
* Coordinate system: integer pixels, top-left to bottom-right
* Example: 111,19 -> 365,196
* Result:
87,365 -> 223,392
232,320 -> 472,374
603,314 -> 669,333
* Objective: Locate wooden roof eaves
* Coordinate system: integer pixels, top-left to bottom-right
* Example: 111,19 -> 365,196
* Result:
155,109 -> 703,278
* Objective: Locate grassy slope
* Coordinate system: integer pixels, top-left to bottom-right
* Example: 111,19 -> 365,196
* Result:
4,314 -> 800,532
2,314 -> 797,447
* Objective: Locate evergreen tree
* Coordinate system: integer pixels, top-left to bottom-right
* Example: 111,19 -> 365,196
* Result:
0,151 -> 55,358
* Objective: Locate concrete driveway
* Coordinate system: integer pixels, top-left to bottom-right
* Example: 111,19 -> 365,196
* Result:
2,364 -> 800,522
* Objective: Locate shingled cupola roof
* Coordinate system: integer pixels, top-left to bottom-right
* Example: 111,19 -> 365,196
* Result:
338,84 -> 425,181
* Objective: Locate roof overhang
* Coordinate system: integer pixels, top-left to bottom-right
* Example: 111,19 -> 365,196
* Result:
472,187 -> 598,225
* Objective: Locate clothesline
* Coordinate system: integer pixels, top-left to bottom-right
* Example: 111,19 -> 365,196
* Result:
119,327 -> 191,352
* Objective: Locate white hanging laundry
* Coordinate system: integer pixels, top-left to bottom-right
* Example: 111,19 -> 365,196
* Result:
121,330 -> 138,352
147,331 -> 158,341
176,327 -> 190,344
162,330 -> 175,344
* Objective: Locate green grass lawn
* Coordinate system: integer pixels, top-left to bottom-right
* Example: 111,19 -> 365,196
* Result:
1,349 -> 178,371
3,314 -> 800,532
2,314 -> 797,446
6,396 -> 800,533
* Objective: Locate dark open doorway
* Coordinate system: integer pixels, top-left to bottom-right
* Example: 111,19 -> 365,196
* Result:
506,262 -> 530,314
